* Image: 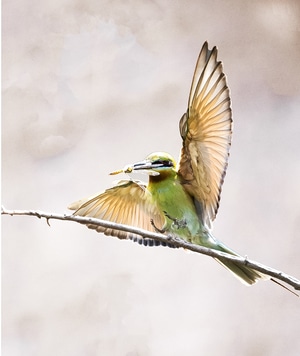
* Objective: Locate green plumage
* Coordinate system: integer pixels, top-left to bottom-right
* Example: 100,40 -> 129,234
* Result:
147,161 -> 264,285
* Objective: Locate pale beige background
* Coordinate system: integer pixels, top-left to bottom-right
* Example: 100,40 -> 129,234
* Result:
3,0 -> 300,355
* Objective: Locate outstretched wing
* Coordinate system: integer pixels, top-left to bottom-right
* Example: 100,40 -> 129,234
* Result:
178,42 -> 232,228
68,180 -> 167,246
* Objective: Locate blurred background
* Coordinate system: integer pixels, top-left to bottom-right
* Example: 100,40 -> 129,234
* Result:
2,0 -> 300,355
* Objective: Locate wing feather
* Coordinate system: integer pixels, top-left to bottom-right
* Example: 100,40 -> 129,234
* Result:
68,179 -> 166,245
178,42 -> 232,227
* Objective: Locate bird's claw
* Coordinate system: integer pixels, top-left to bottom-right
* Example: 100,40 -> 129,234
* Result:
163,211 -> 187,229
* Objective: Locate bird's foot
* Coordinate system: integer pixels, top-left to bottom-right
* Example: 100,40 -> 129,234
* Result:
163,211 -> 187,229
150,219 -> 166,234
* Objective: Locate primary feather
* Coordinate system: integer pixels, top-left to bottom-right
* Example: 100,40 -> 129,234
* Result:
178,42 -> 232,228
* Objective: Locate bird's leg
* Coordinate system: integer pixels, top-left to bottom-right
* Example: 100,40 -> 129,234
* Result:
150,219 -> 166,234
163,211 -> 187,229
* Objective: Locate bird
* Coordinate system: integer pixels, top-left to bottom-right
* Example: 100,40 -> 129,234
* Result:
68,42 -> 265,286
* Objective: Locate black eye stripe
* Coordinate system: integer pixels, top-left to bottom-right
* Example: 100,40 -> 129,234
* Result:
154,159 -> 174,167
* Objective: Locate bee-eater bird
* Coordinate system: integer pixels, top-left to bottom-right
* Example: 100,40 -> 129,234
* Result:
69,42 -> 265,286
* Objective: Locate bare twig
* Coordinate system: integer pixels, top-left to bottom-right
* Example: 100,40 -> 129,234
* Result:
2,206 -> 300,292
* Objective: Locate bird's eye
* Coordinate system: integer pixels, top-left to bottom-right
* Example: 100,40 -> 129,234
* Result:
154,159 -> 174,167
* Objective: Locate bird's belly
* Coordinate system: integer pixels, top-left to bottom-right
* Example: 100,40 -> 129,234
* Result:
152,185 -> 201,239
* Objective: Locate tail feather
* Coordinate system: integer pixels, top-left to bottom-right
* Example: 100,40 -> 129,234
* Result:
206,236 -> 267,285
215,256 -> 266,285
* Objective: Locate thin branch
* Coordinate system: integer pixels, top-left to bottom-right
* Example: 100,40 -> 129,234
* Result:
2,206 -> 300,292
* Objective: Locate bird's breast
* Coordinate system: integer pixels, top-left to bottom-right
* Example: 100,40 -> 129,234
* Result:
148,178 -> 201,238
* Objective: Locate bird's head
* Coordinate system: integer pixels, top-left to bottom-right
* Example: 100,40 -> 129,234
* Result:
110,152 -> 177,178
